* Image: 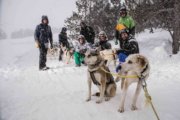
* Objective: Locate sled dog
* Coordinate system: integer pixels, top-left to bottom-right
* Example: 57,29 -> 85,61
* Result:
47,47 -> 59,58
85,50 -> 116,103
100,49 -> 116,67
116,54 -> 150,113
60,44 -> 74,64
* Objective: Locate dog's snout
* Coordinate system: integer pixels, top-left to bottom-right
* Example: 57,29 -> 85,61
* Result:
120,63 -> 127,72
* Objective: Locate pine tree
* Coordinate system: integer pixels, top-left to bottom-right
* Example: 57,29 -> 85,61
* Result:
126,0 -> 180,54
65,0 -> 121,40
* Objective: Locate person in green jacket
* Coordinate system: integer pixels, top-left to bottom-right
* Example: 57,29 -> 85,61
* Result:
115,6 -> 136,45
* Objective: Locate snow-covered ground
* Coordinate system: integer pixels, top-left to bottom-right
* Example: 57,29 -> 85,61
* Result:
0,30 -> 180,120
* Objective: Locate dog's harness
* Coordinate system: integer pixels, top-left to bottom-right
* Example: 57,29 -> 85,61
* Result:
89,71 -> 100,85
140,64 -> 149,77
88,60 -> 114,86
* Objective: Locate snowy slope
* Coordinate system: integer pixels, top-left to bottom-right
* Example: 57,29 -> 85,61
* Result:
0,30 -> 180,120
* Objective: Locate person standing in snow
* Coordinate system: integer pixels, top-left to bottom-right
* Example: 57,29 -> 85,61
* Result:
80,21 -> 95,45
34,15 -> 53,71
74,35 -> 91,67
58,27 -> 70,61
115,6 -> 135,45
93,31 -> 112,51
115,28 -> 139,72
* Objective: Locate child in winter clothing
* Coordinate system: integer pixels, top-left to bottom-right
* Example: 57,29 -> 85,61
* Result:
74,35 -> 91,67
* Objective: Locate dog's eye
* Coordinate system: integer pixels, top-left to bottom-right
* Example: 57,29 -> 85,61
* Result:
128,60 -> 133,64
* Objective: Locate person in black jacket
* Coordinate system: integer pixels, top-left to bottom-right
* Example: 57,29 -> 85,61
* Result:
117,29 -> 139,55
80,22 -> 95,44
94,31 -> 111,51
116,28 -> 139,72
58,27 -> 69,61
34,15 -> 53,70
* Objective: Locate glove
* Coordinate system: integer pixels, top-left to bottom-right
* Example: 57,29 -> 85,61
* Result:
115,39 -> 118,45
35,40 -> 40,48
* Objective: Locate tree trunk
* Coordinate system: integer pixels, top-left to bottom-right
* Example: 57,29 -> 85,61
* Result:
172,0 -> 180,54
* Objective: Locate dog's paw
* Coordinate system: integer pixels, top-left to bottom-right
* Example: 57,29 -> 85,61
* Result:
105,97 -> 110,101
86,97 -> 91,102
131,105 -> 138,111
96,99 -> 103,104
118,108 -> 124,113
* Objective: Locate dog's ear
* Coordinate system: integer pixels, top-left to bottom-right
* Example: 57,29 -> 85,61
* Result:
137,55 -> 146,67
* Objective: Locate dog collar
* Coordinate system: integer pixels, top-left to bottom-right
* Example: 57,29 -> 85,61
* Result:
88,60 -> 105,72
139,64 -> 149,80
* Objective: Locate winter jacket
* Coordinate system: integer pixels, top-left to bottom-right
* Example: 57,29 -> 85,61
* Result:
118,15 -> 135,30
116,15 -> 135,40
93,40 -> 112,51
74,42 -> 91,54
117,36 -> 139,56
34,23 -> 53,45
80,26 -> 95,44
59,32 -> 69,48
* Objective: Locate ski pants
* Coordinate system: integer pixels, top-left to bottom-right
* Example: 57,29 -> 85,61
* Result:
74,52 -> 85,65
39,44 -> 48,69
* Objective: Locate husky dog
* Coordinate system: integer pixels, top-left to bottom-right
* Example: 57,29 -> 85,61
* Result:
116,54 -> 150,113
100,49 -> 116,67
84,50 -> 116,103
60,44 -> 74,64
47,47 -> 59,59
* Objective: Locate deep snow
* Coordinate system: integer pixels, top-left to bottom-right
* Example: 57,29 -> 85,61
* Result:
0,29 -> 180,120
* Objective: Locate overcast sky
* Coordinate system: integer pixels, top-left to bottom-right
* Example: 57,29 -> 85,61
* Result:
0,0 -> 76,34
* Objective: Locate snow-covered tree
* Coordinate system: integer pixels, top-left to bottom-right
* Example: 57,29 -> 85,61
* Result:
65,12 -> 82,39
126,0 -> 180,54
65,0 -> 122,39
